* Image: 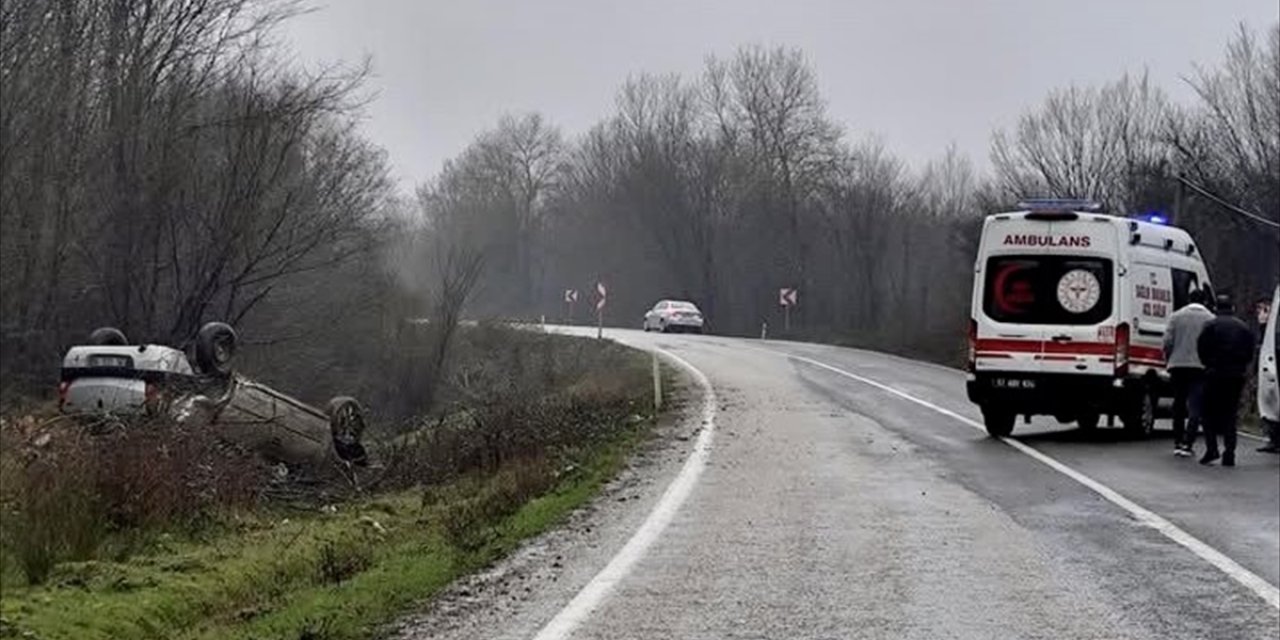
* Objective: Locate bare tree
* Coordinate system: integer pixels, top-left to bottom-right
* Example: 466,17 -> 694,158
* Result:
0,0 -> 390,399
709,46 -> 842,318
1170,24 -> 1279,216
1166,23 -> 1279,305
417,113 -> 564,315
990,73 -> 1171,211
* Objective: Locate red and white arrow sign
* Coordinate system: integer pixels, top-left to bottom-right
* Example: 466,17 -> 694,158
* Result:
779,288 -> 798,307
564,289 -> 579,303
595,282 -> 608,310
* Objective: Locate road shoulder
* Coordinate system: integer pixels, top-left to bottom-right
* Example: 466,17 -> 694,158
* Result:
388,362 -> 708,640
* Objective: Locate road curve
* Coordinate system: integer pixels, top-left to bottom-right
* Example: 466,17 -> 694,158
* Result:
402,328 -> 1280,640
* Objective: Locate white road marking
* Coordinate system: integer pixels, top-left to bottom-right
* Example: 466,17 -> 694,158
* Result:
1240,430 -> 1268,443
774,349 -> 1280,611
532,347 -> 717,640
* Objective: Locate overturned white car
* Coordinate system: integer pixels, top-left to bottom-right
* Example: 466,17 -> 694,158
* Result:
59,323 -> 367,467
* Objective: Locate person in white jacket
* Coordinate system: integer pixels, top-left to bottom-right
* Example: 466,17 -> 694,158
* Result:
1163,288 -> 1215,457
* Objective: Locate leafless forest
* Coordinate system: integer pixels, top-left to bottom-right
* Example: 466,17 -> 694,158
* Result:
423,31 -> 1279,357
2,0 -> 1276,402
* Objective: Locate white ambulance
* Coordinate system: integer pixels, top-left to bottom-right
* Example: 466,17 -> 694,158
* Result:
965,200 -> 1212,437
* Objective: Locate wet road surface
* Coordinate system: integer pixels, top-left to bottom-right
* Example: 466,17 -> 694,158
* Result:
398,328 -> 1280,640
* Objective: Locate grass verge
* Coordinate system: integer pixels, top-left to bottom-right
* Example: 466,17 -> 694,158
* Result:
0,418 -> 649,640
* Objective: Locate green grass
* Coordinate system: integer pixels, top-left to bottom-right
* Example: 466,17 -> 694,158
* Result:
0,424 -> 649,640
1241,416 -> 1265,437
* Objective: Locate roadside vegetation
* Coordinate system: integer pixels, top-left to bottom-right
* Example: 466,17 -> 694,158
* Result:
0,8 -> 670,637
0,324 -> 661,640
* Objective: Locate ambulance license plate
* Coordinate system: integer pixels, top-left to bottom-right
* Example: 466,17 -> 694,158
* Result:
993,378 -> 1036,390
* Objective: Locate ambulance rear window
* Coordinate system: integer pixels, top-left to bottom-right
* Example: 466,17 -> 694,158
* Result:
983,256 -> 1113,325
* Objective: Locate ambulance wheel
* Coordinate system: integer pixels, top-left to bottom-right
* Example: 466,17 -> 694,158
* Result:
981,406 -> 1015,438
1076,413 -> 1100,431
1121,390 -> 1156,437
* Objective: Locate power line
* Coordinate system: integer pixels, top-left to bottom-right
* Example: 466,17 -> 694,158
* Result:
1177,175 -> 1279,230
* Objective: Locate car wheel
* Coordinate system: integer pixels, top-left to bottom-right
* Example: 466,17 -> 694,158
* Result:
1121,389 -> 1156,437
195,322 -> 238,377
981,406 -> 1015,438
89,327 -> 128,346
1076,412 -> 1100,431
327,396 -> 367,465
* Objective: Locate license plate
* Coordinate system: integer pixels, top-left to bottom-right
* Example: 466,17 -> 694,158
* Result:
993,378 -> 1036,389
88,355 -> 132,369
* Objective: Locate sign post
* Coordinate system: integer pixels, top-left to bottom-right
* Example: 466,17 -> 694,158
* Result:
595,282 -> 607,339
564,289 -> 579,323
779,288 -> 798,332
652,351 -> 662,412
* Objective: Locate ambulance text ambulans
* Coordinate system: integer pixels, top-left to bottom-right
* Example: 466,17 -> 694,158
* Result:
966,200 -> 1211,437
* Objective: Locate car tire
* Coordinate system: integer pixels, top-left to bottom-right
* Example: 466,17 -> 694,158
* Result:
982,406 -> 1015,438
1076,412 -> 1100,431
89,327 -> 128,346
195,322 -> 238,377
1121,388 -> 1156,437
327,396 -> 367,465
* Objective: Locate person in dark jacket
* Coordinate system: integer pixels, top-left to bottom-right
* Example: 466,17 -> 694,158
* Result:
1196,294 -> 1256,466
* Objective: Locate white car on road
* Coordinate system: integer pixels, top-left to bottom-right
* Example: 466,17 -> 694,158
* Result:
643,300 -> 705,334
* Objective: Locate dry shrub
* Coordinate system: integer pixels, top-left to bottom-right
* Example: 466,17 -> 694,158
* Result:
368,324 -> 647,493
314,535 -> 374,585
0,414 -> 265,584
431,456 -> 558,550
376,382 -> 643,492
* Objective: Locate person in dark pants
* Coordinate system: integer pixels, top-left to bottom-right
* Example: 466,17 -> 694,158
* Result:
1163,288 -> 1214,456
1196,294 -> 1256,466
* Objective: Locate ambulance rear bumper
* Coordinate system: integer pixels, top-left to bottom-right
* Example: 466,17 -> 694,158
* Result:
966,372 -> 1137,416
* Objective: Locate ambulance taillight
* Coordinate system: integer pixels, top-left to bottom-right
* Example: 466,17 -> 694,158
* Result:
1114,322 -> 1131,377
966,319 -> 977,371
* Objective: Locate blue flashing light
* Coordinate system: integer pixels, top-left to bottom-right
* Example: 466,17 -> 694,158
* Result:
1018,198 -> 1104,213
1132,211 -> 1169,225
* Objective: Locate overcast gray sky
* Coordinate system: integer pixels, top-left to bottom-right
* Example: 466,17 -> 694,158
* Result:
281,0 -> 1277,191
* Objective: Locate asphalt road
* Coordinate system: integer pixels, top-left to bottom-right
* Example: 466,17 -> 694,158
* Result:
399,328 -> 1280,640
